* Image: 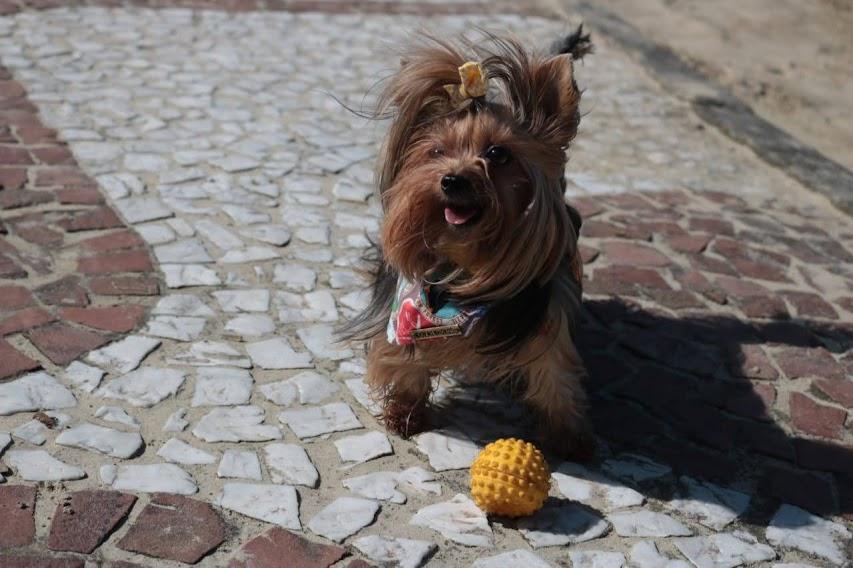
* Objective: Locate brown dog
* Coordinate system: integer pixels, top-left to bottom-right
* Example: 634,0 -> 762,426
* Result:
344,28 -> 594,459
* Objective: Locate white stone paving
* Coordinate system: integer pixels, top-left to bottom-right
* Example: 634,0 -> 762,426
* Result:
0,6 -> 847,565
100,463 -> 198,495
55,423 -> 143,458
7,450 -> 86,481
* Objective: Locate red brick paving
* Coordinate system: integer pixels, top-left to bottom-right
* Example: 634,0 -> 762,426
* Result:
229,528 -> 347,568
0,485 -> 36,547
47,490 -> 137,554
1,557 -> 85,568
577,188 -> 853,514
117,494 -> 226,563
0,63 -> 160,381
0,339 -> 40,380
26,323 -> 109,366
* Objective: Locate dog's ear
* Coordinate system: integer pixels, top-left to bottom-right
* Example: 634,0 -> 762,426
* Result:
526,53 -> 581,150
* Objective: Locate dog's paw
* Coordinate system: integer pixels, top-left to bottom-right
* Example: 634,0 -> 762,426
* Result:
540,427 -> 597,462
382,399 -> 427,439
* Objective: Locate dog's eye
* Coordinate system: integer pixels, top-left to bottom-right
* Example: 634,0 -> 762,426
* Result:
485,145 -> 510,164
429,147 -> 444,158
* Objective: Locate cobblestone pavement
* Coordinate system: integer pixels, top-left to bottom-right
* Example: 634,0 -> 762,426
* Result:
0,3 -> 851,568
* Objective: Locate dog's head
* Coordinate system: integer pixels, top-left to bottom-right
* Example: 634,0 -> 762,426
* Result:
376,31 -> 588,301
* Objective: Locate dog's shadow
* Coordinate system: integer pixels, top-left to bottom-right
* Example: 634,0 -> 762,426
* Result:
427,297 -> 853,526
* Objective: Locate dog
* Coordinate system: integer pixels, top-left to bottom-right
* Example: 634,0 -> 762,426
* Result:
343,27 -> 594,460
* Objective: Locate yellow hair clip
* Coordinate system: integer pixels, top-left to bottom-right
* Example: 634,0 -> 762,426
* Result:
444,61 -> 488,105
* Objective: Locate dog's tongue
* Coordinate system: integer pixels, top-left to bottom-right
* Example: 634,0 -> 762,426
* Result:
444,206 -> 476,225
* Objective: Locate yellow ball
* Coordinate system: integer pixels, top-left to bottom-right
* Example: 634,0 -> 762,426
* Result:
469,438 -> 550,517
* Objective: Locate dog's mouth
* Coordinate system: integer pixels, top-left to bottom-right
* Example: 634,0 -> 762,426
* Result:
444,204 -> 482,226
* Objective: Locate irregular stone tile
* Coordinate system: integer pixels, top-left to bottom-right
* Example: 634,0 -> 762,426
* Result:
353,536 -> 437,568
608,510 -> 691,538
168,340 -> 251,368
295,226 -> 330,245
518,501 -> 610,548
96,368 -> 186,407
278,291 -> 338,323
154,238 -> 213,263
308,497 -> 380,543
0,371 -> 77,416
163,408 -> 189,432
114,196 -> 172,223
0,485 -> 36,547
225,314 -> 276,337
766,504 -> 851,565
7,450 -> 85,481
333,178 -> 373,203
345,378 -> 382,416
100,463 -> 197,495
217,483 -> 300,529
601,453 -> 672,482
415,430 -> 480,471
239,225 -> 292,247
666,477 -> 750,530
220,246 -> 279,263
162,264 -> 221,287
195,219 -> 244,250
152,294 -> 215,317
86,336 -> 161,374
569,551 -> 626,568
56,423 -> 143,458
212,155 -> 260,173
118,493 -> 226,564
27,324 -> 108,366
630,541 -> 692,568
137,224 -> 176,245
47,490 -> 136,554
192,367 -> 253,406
553,462 -> 645,511
334,430 -> 393,464
94,406 -> 140,429
0,431 -> 11,454
63,361 -> 105,393
13,420 -> 48,445
297,325 -> 353,360
157,438 -> 217,465
264,443 -> 319,487
675,532 -> 776,568
247,337 -> 313,369
410,494 -> 492,547
343,466 -> 441,504
213,289 -> 270,312
229,527 -> 345,568
218,450 -> 262,480
143,315 -> 207,341
193,406 -> 282,442
279,402 -> 362,439
289,370 -> 340,404
259,379 -> 298,406
472,550 -> 553,568
273,263 -> 316,291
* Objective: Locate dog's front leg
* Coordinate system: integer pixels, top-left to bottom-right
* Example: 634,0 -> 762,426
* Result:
366,339 -> 432,438
520,322 -> 596,461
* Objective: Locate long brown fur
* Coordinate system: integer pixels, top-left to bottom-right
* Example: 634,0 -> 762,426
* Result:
344,29 -> 594,459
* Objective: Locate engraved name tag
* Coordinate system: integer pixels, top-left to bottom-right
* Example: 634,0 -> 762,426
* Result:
410,325 -> 462,341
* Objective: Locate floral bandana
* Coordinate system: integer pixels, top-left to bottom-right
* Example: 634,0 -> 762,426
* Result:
387,277 -> 487,346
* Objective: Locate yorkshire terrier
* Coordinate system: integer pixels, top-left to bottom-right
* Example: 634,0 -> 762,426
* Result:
344,27 -> 594,460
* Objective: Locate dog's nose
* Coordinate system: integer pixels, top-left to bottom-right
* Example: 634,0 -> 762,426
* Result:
441,174 -> 470,194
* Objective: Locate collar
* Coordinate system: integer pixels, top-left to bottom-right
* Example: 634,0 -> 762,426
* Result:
386,276 -> 487,346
